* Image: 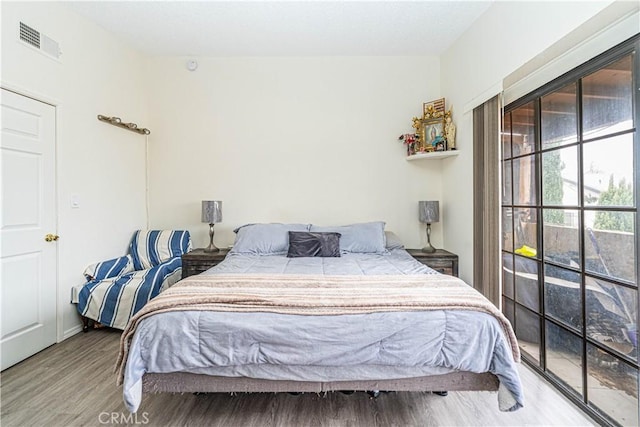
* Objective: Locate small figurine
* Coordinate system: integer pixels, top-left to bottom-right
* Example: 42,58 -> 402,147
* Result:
445,114 -> 456,150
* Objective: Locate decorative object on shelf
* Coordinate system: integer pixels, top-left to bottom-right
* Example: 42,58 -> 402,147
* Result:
445,114 -> 456,150
201,200 -> 222,253
97,115 -> 151,135
419,200 -> 439,253
398,98 -> 456,157
398,133 -> 420,156
423,98 -> 445,116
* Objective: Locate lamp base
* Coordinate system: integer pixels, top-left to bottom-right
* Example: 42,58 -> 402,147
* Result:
204,223 -> 219,253
421,244 -> 436,254
204,244 -> 220,253
422,223 -> 436,253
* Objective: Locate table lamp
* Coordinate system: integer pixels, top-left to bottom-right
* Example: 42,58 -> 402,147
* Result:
201,200 -> 222,252
419,201 -> 439,253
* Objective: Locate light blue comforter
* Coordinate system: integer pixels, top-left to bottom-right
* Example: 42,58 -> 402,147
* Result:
122,250 -> 523,413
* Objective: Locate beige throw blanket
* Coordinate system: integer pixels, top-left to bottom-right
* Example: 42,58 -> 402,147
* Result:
116,274 -> 520,383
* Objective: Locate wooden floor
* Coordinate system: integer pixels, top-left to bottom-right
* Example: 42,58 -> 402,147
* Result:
1,329 -> 597,427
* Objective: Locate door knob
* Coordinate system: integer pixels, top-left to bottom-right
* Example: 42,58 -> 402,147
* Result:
45,234 -> 59,242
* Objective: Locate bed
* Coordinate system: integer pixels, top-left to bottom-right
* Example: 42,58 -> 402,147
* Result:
116,222 -> 523,413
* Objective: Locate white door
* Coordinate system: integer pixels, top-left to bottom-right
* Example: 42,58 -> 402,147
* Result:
1,88 -> 57,370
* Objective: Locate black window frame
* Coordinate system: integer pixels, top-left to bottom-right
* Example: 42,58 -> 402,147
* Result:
501,34 -> 640,427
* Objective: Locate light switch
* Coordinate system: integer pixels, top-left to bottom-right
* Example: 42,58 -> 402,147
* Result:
71,194 -> 80,209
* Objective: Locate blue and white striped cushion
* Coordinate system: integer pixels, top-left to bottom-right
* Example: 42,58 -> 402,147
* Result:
77,257 -> 183,330
83,255 -> 133,281
129,230 -> 192,270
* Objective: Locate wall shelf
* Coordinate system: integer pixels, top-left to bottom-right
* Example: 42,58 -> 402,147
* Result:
405,151 -> 459,161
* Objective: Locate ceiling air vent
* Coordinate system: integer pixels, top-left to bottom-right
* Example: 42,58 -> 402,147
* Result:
19,21 -> 62,60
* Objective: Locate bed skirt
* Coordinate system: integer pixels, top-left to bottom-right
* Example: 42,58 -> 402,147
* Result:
142,372 -> 500,394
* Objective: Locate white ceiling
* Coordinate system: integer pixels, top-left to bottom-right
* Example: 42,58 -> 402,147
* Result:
64,1 -> 493,57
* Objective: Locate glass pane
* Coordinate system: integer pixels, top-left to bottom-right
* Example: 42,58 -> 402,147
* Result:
514,208 -> 538,258
502,160 -> 512,205
583,134 -> 634,207
546,321 -> 583,396
502,207 -> 513,253
513,154 -> 538,206
503,252 -> 514,299
586,276 -> 637,361
583,55 -> 633,139
516,304 -> 541,364
585,213 -> 636,284
512,101 -> 535,155
515,255 -> 539,312
542,146 -> 578,207
503,297 -> 515,329
544,265 -> 582,331
587,343 -> 638,426
541,82 -> 577,149
543,208 -> 580,268
502,112 -> 512,159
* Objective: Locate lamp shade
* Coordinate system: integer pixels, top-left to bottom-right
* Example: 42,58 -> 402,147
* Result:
419,201 -> 439,223
201,200 -> 222,223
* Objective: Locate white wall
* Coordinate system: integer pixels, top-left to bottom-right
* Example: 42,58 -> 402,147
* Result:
1,2 -> 149,338
144,56 -> 443,250
440,0 -> 615,284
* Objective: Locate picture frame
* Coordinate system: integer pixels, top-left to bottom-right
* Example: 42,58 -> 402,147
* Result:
404,98 -> 455,155
419,117 -> 446,151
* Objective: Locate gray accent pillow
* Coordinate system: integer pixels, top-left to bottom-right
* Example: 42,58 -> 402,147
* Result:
230,223 -> 311,255
310,221 -> 386,254
287,231 -> 341,258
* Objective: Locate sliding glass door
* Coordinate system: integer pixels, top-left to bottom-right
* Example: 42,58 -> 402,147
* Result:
501,36 -> 639,426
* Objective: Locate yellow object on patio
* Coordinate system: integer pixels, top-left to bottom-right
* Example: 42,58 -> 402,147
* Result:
515,245 -> 537,257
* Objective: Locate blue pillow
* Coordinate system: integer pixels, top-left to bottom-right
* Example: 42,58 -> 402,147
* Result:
310,221 -> 387,254
230,223 -> 311,255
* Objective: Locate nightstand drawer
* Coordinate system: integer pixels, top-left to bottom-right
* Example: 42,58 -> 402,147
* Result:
406,249 -> 459,277
181,249 -> 229,279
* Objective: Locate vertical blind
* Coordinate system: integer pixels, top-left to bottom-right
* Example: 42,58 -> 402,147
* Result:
473,95 -> 501,306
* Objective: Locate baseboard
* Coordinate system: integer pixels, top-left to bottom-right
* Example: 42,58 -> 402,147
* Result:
62,324 -> 83,341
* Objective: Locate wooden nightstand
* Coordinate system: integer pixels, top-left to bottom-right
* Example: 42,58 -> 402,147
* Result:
406,248 -> 459,277
181,248 -> 230,279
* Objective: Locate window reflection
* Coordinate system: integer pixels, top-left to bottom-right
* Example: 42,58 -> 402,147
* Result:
502,160 -> 512,205
542,146 -> 578,207
586,276 -> 637,362
585,214 -> 636,284
514,208 -> 537,257
587,343 -> 638,426
543,208 -> 580,268
583,135 -> 634,207
511,102 -> 535,155
502,207 -> 513,253
546,321 -> 583,396
515,255 -> 539,312
502,112 -> 512,159
513,154 -> 537,206
516,304 -> 540,364
544,265 -> 582,330
542,83 -> 577,149
583,55 -> 633,138
503,252 -> 514,299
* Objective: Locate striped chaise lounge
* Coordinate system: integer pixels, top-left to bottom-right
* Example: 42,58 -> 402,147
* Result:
73,230 -> 192,332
